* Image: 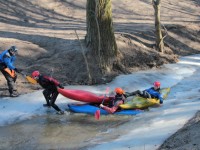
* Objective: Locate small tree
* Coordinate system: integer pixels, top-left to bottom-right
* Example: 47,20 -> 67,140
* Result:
152,0 -> 164,52
85,0 -> 118,73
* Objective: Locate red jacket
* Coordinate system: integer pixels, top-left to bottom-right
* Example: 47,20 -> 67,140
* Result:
38,75 -> 60,91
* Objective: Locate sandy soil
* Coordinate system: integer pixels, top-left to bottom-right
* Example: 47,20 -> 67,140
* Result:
0,0 -> 200,149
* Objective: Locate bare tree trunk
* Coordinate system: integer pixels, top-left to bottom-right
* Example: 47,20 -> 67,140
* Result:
152,0 -> 164,52
85,0 -> 118,72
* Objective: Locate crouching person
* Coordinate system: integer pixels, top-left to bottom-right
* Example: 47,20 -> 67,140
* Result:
31,70 -> 65,115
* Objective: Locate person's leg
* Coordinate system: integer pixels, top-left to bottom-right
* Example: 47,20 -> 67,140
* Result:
43,89 -> 51,106
50,91 -> 62,112
12,75 -> 18,95
1,70 -> 18,97
129,90 -> 143,97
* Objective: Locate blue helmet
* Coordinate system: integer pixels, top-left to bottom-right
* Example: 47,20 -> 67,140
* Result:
9,46 -> 18,53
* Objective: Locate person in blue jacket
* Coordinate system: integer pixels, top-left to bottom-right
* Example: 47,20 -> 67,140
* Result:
128,81 -> 163,104
0,46 -> 22,97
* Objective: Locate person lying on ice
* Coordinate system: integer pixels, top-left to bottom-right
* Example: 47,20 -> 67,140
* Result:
127,81 -> 163,104
31,70 -> 65,115
100,87 -> 127,114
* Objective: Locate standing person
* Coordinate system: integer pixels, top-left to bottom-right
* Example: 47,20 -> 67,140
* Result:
128,81 -> 163,104
0,46 -> 22,97
100,87 -> 126,114
31,70 -> 65,115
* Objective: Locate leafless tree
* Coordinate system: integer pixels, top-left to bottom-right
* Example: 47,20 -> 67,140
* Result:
152,0 -> 164,52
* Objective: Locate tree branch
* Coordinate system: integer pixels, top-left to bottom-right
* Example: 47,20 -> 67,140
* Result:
75,30 -> 92,84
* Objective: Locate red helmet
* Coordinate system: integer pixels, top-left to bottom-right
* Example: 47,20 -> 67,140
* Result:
154,81 -> 161,87
32,71 -> 40,78
115,87 -> 124,95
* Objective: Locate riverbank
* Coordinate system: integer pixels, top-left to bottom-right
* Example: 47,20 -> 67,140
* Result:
158,111 -> 200,150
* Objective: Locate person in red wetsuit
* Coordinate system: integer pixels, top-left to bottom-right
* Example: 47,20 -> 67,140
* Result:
31,70 -> 65,115
100,87 -> 126,114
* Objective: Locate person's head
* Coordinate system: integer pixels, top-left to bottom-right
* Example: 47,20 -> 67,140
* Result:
32,70 -> 40,80
115,87 -> 124,95
153,81 -> 161,89
8,46 -> 18,56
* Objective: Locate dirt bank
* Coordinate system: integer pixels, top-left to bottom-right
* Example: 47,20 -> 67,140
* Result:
158,111 -> 200,150
0,0 -> 199,96
0,1 -> 200,149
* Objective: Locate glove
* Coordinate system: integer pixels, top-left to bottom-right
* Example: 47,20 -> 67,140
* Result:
58,84 -> 64,89
100,104 -> 104,108
57,110 -> 64,115
14,68 -> 22,73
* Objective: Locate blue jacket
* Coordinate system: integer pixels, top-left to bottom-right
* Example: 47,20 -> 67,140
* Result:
0,50 -> 16,70
145,87 -> 163,104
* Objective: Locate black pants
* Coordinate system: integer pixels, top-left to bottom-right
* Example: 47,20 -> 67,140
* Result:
43,89 -> 61,111
0,67 -> 17,95
130,90 -> 151,98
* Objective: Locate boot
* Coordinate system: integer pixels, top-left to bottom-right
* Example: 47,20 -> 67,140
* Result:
9,88 -> 19,97
10,91 -> 19,97
43,104 -> 51,108
56,110 -> 64,115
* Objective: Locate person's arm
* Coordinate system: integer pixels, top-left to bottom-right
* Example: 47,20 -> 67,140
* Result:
100,100 -> 124,114
3,56 -> 16,70
158,93 -> 163,104
44,76 -> 64,88
44,76 -> 59,85
124,92 -> 130,98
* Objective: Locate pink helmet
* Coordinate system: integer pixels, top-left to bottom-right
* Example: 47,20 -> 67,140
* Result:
154,81 -> 161,87
32,71 -> 40,78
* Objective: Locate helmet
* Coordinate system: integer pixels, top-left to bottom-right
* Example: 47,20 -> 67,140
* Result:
154,81 -> 161,87
115,87 -> 124,95
9,46 -> 18,53
32,71 -> 40,78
